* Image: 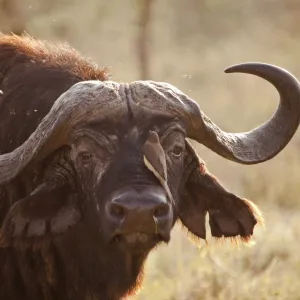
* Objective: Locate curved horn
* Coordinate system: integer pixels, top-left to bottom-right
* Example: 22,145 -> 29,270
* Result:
1,63 -> 299,186
200,63 -> 300,163
0,80 -> 125,185
129,63 -> 300,164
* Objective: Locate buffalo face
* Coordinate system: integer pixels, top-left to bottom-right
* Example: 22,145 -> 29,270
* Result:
68,120 -> 187,253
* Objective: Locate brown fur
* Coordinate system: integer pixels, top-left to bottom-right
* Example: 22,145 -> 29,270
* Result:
0,33 -> 110,154
0,33 -> 110,82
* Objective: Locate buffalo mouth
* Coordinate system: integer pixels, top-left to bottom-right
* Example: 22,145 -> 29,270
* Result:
111,232 -> 169,253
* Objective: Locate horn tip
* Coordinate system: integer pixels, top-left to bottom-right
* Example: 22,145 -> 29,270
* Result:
224,64 -> 248,74
224,62 -> 284,74
224,62 -> 262,74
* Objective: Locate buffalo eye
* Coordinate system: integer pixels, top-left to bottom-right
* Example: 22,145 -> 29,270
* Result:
79,151 -> 93,162
171,145 -> 183,157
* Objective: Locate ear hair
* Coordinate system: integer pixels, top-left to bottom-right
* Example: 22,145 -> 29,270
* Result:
179,140 -> 264,245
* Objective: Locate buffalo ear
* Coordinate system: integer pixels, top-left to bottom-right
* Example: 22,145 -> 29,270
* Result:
179,141 -> 263,243
0,185 -> 81,248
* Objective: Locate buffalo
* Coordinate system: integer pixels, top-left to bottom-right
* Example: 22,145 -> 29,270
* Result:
0,34 -> 299,300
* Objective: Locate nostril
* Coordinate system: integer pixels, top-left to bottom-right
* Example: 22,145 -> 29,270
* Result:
154,204 -> 169,218
109,203 -> 126,219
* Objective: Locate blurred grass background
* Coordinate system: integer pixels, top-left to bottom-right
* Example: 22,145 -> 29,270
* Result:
1,0 -> 300,299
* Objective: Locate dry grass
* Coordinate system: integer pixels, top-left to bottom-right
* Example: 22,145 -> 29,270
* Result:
135,206 -> 300,300
2,1 -> 300,299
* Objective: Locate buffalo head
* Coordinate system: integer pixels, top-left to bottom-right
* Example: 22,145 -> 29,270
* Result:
0,63 -> 299,273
